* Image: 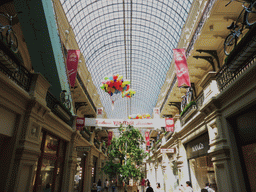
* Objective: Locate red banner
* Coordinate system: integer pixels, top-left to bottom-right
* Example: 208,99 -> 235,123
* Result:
107,131 -> 113,146
165,118 -> 174,132
173,49 -> 191,87
66,50 -> 80,87
145,131 -> 150,146
76,117 -> 85,130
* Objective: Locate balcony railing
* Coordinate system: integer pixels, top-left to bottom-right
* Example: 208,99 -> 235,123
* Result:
80,127 -> 91,141
0,41 -> 32,92
196,92 -> 204,110
46,91 -> 73,126
94,138 -> 100,149
216,24 -> 256,91
180,101 -> 197,125
77,73 -> 96,113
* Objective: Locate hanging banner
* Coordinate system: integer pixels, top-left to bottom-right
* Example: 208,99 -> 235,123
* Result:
145,131 -> 150,146
173,49 -> 191,87
66,50 -> 80,87
165,118 -> 174,132
153,108 -> 160,119
76,117 -> 85,131
84,118 -> 165,128
107,131 -> 113,146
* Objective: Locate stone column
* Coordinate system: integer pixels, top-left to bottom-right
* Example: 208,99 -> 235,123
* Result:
64,130 -> 81,192
207,114 -> 233,192
85,150 -> 94,192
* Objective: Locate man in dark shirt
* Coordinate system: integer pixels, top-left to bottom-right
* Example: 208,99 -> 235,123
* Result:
146,181 -> 154,192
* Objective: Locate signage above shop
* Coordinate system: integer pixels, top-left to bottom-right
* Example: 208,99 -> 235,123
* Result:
186,133 -> 209,159
76,146 -> 91,152
161,148 -> 175,153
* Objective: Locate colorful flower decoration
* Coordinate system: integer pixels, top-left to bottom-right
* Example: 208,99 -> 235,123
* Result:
128,113 -> 151,119
100,74 -> 130,96
122,89 -> 136,98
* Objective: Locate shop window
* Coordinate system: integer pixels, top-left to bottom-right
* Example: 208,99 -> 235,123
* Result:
33,131 -> 66,192
189,156 -> 216,192
241,143 -> 256,192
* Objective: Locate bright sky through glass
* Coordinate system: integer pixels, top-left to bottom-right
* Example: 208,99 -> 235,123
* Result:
60,0 -> 193,119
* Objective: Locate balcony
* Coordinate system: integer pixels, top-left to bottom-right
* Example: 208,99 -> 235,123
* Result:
180,101 -> 197,125
46,91 -> 74,126
80,127 -> 91,142
155,139 -> 162,150
216,24 -> 256,92
0,41 -> 32,92
94,138 -> 100,149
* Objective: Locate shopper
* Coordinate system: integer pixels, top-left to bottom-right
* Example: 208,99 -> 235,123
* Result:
146,181 -> 154,192
92,183 -> 97,192
179,181 -> 193,192
97,179 -> 102,192
204,183 -> 215,192
156,183 -> 161,192
104,179 -> 109,192
141,178 -> 146,192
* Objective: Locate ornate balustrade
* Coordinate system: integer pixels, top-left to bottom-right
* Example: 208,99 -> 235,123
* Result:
94,138 -> 100,149
46,91 -> 74,126
0,41 -> 32,92
216,24 -> 256,91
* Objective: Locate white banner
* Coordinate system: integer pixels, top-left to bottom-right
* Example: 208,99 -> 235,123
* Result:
84,118 -> 165,128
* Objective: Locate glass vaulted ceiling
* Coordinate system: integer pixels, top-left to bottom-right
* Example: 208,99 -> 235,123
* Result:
61,0 -> 193,119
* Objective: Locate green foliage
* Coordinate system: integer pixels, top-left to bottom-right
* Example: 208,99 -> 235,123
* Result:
102,125 -> 147,182
180,101 -> 197,117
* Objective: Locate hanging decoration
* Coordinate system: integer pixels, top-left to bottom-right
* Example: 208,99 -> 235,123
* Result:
128,113 -> 151,119
100,74 -> 130,110
122,89 -> 136,98
173,48 -> 191,87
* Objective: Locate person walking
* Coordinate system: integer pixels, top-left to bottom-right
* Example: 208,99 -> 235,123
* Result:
146,181 -> 154,192
156,183 -> 161,192
97,179 -> 102,192
92,183 -> 98,192
141,178 -> 145,192
179,181 -> 193,192
204,183 -> 215,192
104,179 -> 109,192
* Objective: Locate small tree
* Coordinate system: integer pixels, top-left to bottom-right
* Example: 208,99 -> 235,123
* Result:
102,125 -> 148,185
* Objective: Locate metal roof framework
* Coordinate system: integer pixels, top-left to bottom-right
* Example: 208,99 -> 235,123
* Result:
60,0 -> 193,119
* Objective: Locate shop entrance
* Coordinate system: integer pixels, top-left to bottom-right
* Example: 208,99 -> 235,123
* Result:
32,130 -> 66,192
230,106 -> 256,192
186,133 -> 216,191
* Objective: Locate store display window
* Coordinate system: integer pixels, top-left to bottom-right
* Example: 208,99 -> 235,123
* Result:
186,133 -> 217,191
241,143 -> 256,192
33,131 -> 66,192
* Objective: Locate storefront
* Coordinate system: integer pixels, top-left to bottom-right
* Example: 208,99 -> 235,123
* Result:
32,130 -> 66,192
186,132 -> 216,192
74,146 -> 90,192
229,106 -> 256,192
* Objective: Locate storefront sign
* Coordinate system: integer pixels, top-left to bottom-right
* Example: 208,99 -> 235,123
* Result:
161,148 -> 175,153
192,143 -> 204,152
76,146 -> 91,152
97,108 -> 103,115
165,118 -> 174,132
76,117 -> 85,130
186,133 -> 209,159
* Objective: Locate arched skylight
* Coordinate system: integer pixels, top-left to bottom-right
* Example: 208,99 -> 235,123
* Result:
60,0 -> 193,119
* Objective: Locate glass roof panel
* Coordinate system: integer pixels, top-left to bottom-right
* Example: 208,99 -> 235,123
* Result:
61,0 -> 193,119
